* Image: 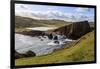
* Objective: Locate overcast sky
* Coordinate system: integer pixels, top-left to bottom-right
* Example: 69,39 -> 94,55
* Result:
15,3 -> 95,22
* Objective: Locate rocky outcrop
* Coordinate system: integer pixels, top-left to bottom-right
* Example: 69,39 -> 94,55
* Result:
54,21 -> 91,40
15,50 -> 36,59
15,51 -> 23,59
17,30 -> 44,37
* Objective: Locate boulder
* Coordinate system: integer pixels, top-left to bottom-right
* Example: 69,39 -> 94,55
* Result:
15,51 -> 23,59
24,50 -> 36,57
15,50 -> 36,59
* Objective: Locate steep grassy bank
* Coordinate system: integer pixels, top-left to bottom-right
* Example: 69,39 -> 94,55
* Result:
15,31 -> 95,66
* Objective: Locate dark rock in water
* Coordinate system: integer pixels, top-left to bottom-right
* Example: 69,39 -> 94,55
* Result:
15,51 -> 23,59
48,33 -> 53,40
15,50 -> 36,59
24,50 -> 36,57
54,35 -> 58,40
54,21 -> 91,40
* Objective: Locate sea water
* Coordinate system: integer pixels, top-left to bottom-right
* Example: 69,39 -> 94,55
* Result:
15,33 -> 72,56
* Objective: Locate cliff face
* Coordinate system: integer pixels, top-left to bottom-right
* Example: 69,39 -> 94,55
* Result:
54,21 -> 91,40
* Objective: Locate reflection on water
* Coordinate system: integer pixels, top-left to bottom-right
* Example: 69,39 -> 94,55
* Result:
15,33 -> 72,56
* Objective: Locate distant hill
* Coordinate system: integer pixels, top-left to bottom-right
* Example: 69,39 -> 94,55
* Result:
15,16 -> 70,29
15,16 -> 94,29
15,31 -> 94,65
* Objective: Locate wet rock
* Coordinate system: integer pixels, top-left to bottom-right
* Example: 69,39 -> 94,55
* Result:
24,50 -> 36,57
15,51 -> 23,59
15,50 -> 36,59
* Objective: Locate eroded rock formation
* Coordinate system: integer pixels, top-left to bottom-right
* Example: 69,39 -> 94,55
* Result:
54,21 -> 91,40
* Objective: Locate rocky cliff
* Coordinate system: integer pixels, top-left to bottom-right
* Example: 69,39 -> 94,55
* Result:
54,21 -> 91,40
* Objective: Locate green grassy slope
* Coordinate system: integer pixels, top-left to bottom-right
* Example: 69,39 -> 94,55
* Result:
15,31 -> 95,66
